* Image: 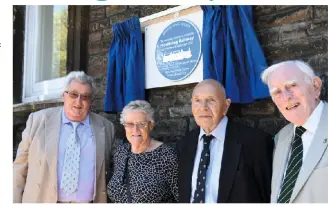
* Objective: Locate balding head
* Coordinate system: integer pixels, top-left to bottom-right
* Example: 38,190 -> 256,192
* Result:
191,79 -> 231,134
192,79 -> 226,99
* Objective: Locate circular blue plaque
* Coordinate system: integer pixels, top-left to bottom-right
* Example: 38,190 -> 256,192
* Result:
155,20 -> 201,81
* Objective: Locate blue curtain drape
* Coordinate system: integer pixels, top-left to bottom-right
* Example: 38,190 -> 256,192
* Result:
201,6 -> 269,103
104,17 -> 145,112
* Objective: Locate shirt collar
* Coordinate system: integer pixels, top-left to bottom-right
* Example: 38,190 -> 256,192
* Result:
199,116 -> 228,142
61,108 -> 90,127
294,100 -> 324,134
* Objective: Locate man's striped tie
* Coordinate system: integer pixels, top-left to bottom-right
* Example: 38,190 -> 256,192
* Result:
277,126 -> 306,203
192,134 -> 213,203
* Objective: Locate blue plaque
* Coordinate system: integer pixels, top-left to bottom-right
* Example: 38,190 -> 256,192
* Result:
155,20 -> 201,81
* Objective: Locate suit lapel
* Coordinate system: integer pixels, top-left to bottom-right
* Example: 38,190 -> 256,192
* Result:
291,103 -> 328,202
271,124 -> 294,203
217,121 -> 241,203
90,113 -> 105,184
180,128 -> 199,202
45,107 -> 62,188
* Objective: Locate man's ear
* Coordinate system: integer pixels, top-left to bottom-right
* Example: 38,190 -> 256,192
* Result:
224,98 -> 232,115
312,76 -> 322,100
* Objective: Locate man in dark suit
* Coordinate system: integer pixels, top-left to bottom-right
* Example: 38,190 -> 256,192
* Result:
177,79 -> 274,203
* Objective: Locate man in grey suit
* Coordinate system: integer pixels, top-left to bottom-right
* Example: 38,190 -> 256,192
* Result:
13,71 -> 115,203
261,60 -> 328,203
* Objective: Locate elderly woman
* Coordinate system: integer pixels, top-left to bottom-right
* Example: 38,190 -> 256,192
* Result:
107,100 -> 179,203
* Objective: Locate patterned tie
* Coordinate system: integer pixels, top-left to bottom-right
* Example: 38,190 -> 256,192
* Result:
277,126 -> 306,203
61,122 -> 81,195
192,134 -> 213,203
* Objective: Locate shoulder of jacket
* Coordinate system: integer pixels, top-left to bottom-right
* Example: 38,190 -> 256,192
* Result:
30,106 -> 62,119
276,123 -> 293,136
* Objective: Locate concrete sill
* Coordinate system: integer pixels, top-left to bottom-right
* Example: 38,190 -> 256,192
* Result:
13,99 -> 64,113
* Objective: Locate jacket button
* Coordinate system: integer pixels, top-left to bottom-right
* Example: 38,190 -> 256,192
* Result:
37,160 -> 41,165
36,184 -> 40,189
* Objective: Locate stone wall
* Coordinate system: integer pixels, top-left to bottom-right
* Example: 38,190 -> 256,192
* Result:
13,6 -> 328,159
87,5 -> 328,142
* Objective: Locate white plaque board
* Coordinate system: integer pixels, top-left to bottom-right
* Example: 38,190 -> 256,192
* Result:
144,10 -> 203,89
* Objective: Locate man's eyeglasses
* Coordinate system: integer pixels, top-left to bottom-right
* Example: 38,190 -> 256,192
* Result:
64,91 -> 91,101
123,122 -> 149,129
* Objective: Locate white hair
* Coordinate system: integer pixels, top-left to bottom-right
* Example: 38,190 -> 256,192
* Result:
64,71 -> 96,98
120,100 -> 155,125
261,60 -> 316,85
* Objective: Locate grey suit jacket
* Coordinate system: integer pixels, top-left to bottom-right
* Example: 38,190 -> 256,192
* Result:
271,101 -> 328,203
13,106 -> 115,203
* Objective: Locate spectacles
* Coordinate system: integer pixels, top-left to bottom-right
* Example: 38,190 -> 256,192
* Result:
123,122 -> 149,129
64,91 -> 91,101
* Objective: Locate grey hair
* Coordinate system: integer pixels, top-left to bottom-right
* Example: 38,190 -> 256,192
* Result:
64,71 -> 96,98
261,60 -> 315,85
120,100 -> 155,125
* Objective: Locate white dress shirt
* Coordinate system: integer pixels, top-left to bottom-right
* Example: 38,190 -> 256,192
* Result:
190,116 -> 228,203
278,100 -> 324,196
57,110 -> 96,202
292,100 -> 324,161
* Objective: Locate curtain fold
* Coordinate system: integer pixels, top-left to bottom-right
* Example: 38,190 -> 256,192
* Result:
201,6 -> 269,103
104,17 -> 145,112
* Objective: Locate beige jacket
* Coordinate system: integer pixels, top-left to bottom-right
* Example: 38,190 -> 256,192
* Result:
13,107 -> 115,203
271,101 -> 328,203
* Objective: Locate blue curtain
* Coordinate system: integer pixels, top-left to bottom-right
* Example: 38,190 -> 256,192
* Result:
104,17 -> 145,112
201,6 -> 269,103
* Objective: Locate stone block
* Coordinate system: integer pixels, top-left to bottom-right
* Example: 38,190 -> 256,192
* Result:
90,6 -> 104,10
140,5 -> 169,17
255,6 -> 312,30
91,97 -> 104,112
88,54 -> 108,68
88,64 -> 107,77
154,106 -> 169,120
256,27 -> 280,46
153,118 -> 188,138
98,111 -> 119,123
263,36 -> 328,62
307,18 -> 328,37
89,8 -> 105,22
93,76 -> 106,98
175,84 -> 195,104
307,53 -> 328,74
88,39 -> 112,55
102,28 -> 113,39
89,19 -> 110,32
258,117 -> 289,135
314,6 -> 328,19
110,11 -> 140,25
280,22 -> 308,41
254,6 -> 276,16
169,105 -> 192,118
89,30 -> 102,43
319,73 -> 328,101
188,117 -> 198,131
241,100 -> 276,116
148,88 -> 176,107
230,117 -> 256,128
106,6 -> 127,17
